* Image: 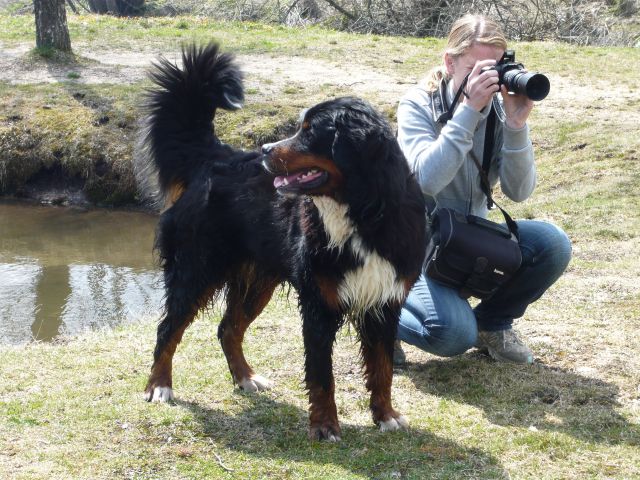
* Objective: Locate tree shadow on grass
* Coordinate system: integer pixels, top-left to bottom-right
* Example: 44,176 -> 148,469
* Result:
177,394 -> 508,479
398,350 -> 639,448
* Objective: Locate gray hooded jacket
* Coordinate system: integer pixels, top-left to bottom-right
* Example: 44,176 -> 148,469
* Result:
397,80 -> 536,218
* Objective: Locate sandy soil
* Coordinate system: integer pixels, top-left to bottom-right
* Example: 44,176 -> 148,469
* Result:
2,40 -> 640,127
0,42 -> 409,102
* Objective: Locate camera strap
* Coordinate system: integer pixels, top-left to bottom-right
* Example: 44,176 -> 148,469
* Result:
481,106 -> 496,208
469,106 -> 520,240
432,74 -> 519,240
436,73 -> 471,124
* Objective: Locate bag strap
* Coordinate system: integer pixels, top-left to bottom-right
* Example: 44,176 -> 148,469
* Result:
469,105 -> 520,240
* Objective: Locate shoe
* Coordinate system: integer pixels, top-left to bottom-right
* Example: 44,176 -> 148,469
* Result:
393,340 -> 406,366
476,329 -> 534,364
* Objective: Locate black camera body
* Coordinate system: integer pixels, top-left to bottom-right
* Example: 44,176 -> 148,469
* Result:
483,50 -> 550,101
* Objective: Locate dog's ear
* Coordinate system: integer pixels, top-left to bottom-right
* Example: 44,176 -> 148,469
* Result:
331,106 -> 385,167
331,104 -> 408,224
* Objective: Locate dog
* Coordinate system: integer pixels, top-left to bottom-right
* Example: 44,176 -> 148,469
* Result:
139,43 -> 426,441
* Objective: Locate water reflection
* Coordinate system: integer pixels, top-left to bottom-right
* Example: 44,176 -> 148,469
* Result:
0,201 -> 163,344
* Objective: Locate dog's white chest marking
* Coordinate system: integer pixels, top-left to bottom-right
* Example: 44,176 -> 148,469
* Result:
312,197 -> 353,252
312,197 -> 406,316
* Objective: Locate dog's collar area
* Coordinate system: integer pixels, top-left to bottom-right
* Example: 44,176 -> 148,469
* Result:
273,169 -> 328,192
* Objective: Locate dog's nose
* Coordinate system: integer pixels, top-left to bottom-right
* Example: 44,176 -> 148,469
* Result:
261,143 -> 274,154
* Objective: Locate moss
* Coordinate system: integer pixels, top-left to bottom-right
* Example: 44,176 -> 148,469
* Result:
217,104 -> 300,148
0,81 -> 302,206
0,83 -> 140,205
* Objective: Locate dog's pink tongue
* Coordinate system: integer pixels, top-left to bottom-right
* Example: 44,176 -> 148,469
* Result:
273,171 -> 303,188
273,173 -> 300,188
273,170 -> 323,188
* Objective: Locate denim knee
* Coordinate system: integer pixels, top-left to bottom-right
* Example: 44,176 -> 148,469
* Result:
519,220 -> 572,271
424,318 -> 478,357
545,224 -> 572,271
398,277 -> 478,358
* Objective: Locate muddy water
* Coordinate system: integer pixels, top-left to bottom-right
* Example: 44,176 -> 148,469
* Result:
0,201 -> 163,344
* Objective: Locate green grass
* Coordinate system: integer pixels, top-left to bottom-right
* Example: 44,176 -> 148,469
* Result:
1,11 -> 639,480
1,295 -> 638,479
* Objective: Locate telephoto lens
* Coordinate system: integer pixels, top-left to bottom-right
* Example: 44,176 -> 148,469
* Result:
503,70 -> 550,101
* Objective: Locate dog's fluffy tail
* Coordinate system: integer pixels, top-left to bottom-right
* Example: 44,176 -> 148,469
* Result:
135,43 -> 244,205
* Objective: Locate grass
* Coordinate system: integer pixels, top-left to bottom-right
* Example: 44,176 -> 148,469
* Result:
1,292 -> 638,479
1,10 -> 639,480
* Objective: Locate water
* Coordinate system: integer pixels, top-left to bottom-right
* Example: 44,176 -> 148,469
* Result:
0,201 -> 164,344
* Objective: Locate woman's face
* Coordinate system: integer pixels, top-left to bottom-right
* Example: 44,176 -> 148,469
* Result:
445,43 -> 505,91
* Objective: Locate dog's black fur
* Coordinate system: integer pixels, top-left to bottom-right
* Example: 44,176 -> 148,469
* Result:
140,43 -> 426,441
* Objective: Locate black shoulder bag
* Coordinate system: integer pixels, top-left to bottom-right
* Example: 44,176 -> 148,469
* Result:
424,80 -> 522,299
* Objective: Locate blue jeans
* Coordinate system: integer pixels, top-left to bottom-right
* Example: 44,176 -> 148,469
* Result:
397,220 -> 572,357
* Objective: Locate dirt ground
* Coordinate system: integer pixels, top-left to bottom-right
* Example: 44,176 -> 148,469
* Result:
2,40 -> 640,128
0,41 -> 408,101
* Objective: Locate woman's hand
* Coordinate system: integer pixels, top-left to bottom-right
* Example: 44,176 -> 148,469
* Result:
501,85 -> 534,129
461,60 -> 500,112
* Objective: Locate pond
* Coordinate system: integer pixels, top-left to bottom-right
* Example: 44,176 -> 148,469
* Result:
0,201 -> 164,344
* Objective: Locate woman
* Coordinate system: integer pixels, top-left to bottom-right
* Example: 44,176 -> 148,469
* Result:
395,14 -> 571,364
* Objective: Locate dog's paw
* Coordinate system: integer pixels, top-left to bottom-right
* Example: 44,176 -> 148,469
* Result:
238,374 -> 271,392
379,414 -> 409,432
144,386 -> 175,403
309,423 -> 342,442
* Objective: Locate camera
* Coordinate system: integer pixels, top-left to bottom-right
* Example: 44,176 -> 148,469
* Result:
482,50 -> 550,101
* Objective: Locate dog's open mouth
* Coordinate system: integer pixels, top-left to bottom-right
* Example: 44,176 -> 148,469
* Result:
273,168 -> 328,192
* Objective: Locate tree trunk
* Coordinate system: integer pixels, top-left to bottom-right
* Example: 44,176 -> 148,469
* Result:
34,0 -> 72,52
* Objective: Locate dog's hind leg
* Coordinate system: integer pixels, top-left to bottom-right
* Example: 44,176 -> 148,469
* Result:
358,307 -> 409,432
218,265 -> 280,392
144,279 -> 218,402
144,207 -> 224,403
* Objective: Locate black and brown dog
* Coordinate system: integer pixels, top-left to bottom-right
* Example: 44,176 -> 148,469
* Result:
139,43 -> 425,441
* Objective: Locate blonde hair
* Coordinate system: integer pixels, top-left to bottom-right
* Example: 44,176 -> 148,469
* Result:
423,15 -> 508,91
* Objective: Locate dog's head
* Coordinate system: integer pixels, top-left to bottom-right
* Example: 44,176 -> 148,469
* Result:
261,97 -> 409,210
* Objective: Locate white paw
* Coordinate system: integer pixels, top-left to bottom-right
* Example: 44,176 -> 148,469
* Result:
145,386 -> 174,403
326,432 -> 341,442
379,415 -> 409,432
238,374 -> 272,392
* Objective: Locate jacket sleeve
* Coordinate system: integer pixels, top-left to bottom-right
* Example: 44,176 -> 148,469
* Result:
397,91 -> 482,197
498,123 -> 537,202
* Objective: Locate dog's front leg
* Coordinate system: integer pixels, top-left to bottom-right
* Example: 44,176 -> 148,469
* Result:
358,307 -> 409,432
300,298 -> 342,442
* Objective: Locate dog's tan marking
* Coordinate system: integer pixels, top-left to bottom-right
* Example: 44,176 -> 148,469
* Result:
307,378 -> 341,441
163,181 -> 185,210
266,149 -> 344,196
362,339 -> 405,431
314,274 -> 342,312
218,267 -> 279,392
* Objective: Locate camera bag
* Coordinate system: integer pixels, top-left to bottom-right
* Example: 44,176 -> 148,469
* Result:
424,102 -> 522,299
